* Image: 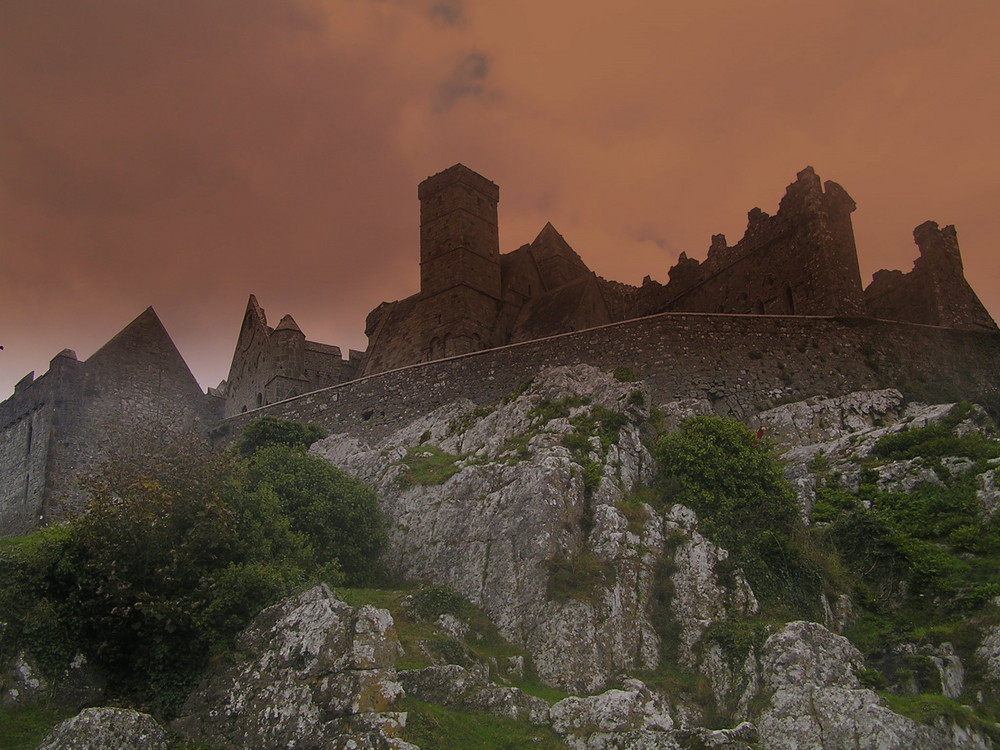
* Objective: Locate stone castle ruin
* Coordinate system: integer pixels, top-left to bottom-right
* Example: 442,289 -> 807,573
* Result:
2,164 -> 998,535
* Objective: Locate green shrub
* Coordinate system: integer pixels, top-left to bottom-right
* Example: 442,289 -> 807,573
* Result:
0,422 -> 387,717
653,417 -> 822,616
236,416 -> 325,457
613,366 -> 641,383
398,445 -> 463,486
411,584 -> 465,621
545,552 -> 615,602
246,444 -> 387,585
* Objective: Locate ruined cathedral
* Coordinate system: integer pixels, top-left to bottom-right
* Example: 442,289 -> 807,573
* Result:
2,163 -> 998,535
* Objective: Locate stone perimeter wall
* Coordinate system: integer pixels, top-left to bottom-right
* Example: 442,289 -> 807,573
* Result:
217,311 -> 1000,443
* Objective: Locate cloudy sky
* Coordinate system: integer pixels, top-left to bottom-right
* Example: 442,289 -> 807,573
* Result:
2,0 -> 998,396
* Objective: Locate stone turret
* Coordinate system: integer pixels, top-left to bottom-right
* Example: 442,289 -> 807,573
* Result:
419,163 -> 501,300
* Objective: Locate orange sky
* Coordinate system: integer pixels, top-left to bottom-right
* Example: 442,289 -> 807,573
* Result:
2,0 -> 998,396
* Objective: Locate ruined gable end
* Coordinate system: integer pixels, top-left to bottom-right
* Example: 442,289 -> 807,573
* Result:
223,296 -> 363,416
864,221 -> 998,331
0,308 -> 218,537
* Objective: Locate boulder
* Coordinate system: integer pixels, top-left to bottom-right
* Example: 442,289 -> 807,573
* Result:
37,707 -> 168,750
758,621 -> 989,749
172,584 -> 408,750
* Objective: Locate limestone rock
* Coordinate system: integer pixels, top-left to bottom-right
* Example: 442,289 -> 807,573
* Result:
872,458 -> 943,493
698,642 -> 760,722
975,625 -> 1000,694
313,365 -> 661,693
1,650 -> 105,711
977,468 -> 1000,522
550,678 -> 673,748
464,685 -> 550,725
777,398 -> 993,516
665,505 -> 758,665
171,584 -> 408,750
755,388 -> 905,448
758,621 -> 989,750
37,707 -> 168,750
398,664 -> 486,706
399,664 -> 548,725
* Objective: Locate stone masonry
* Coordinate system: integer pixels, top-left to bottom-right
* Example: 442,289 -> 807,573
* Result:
1,163 -> 998,537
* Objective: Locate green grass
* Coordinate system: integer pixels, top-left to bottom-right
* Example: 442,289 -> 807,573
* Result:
400,446 -> 464,486
0,706 -> 74,750
400,697 -> 566,749
879,693 -> 1000,743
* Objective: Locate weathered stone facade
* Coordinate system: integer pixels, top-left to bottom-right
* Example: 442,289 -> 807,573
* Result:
2,163 -> 998,537
221,295 -> 362,417
0,309 -> 221,536
359,164 -> 994,378
632,167 -> 865,318
219,312 -> 1000,446
864,220 -> 998,331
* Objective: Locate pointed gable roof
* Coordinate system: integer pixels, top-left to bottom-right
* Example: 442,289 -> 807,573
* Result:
275,314 -> 303,334
85,307 -> 204,396
528,222 -> 591,291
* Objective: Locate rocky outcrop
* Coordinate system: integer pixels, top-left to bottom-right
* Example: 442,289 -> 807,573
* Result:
37,707 -> 168,750
1,650 -> 105,711
664,505 -> 759,666
171,584 -> 412,750
758,621 -> 990,750
313,365 -> 663,693
399,664 -> 549,725
771,393 -> 994,515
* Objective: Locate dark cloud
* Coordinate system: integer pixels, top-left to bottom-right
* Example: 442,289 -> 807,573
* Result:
435,51 -> 493,111
427,0 -> 465,26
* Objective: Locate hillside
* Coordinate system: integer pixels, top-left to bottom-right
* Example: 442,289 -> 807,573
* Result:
4,364 -> 1000,748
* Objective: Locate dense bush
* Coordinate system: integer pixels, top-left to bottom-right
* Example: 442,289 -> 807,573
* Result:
653,416 -> 824,616
245,443 -> 386,586
0,418 -> 386,715
236,415 -> 325,457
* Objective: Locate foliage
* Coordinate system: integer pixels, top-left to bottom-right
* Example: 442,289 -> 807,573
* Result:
879,693 -> 1000,743
0,422 -> 386,717
545,551 -> 615,602
399,445 -> 464,486
400,697 -> 566,749
0,705 -> 75,750
653,417 -> 824,616
245,444 -> 386,585
702,619 -> 768,665
612,366 -> 641,383
236,415 -> 325,457
410,584 -> 466,621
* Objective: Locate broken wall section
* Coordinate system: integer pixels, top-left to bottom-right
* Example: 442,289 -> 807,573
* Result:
635,167 -> 866,319
864,221 -> 997,331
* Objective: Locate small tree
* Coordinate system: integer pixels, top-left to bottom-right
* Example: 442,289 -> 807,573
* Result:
245,444 -> 387,586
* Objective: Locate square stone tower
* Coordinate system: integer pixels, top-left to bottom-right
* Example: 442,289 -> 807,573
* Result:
417,164 -> 502,358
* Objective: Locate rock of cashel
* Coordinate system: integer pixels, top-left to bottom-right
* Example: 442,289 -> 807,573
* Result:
2,163 -> 998,536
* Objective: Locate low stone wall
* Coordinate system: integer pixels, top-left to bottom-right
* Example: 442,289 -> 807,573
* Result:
217,312 -> 1000,443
